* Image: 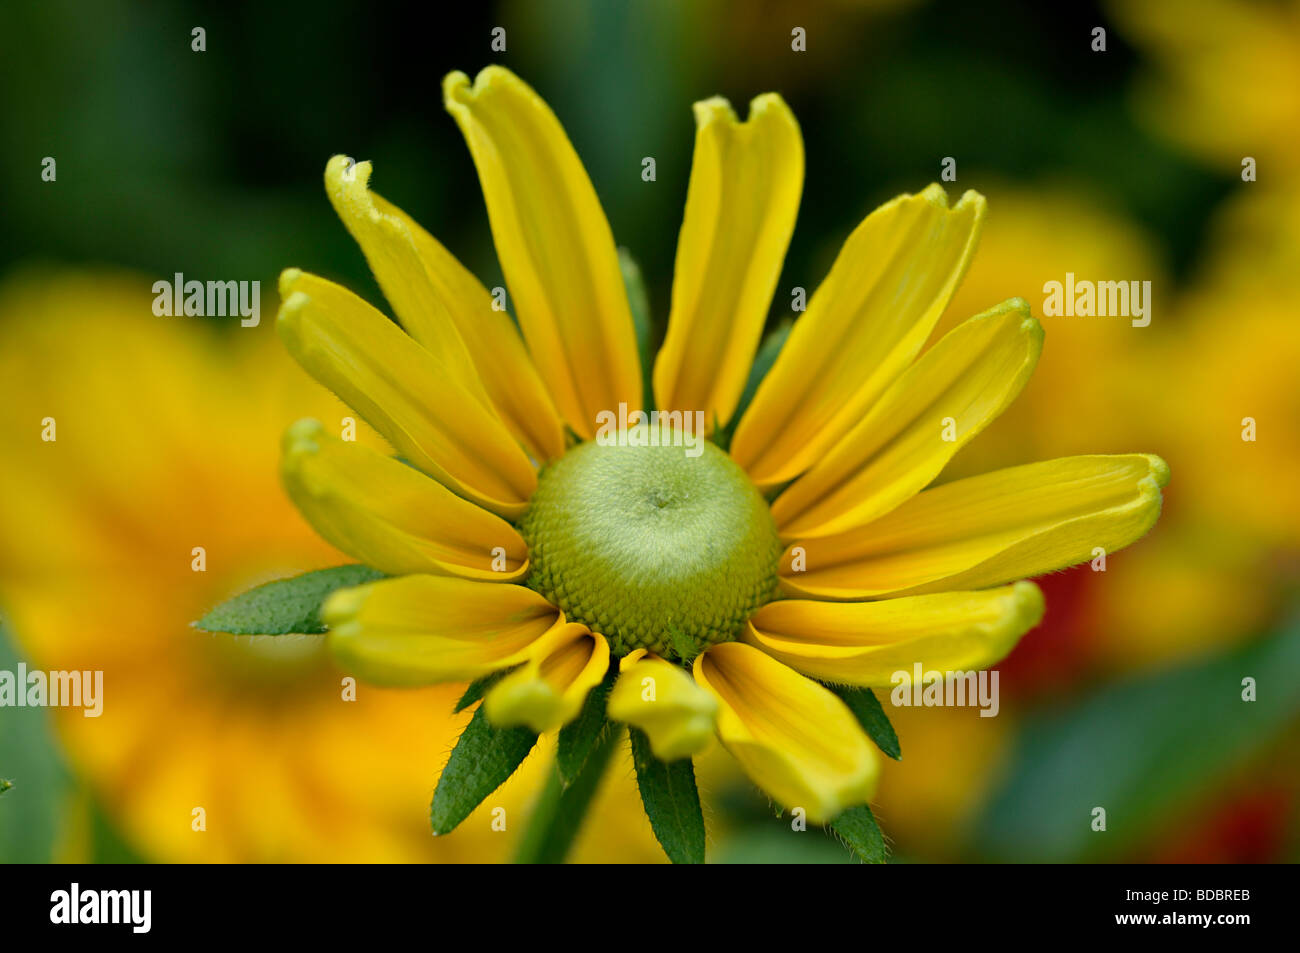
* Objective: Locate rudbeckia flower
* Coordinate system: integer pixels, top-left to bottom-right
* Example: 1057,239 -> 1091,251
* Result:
263,65 -> 1167,861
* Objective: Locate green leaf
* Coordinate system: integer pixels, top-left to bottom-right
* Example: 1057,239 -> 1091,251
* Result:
736,318 -> 791,416
0,622 -> 72,861
629,727 -> 705,864
192,564 -> 383,635
830,684 -> 901,760
453,666 -> 517,714
973,614 -> 1300,862
715,825 -> 856,864
830,804 -> 888,863
556,669 -> 617,785
430,705 -> 537,836
514,727 -> 622,864
713,318 -> 792,450
619,247 -> 656,412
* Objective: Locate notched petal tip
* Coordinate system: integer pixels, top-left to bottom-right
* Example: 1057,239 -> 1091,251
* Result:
441,69 -> 472,105
1131,455 -> 1171,537
324,153 -> 369,184
983,297 -> 1042,341
1024,316 -> 1045,345
911,183 -> 988,218
692,91 -> 798,134
968,296 -> 1035,325
692,95 -> 738,125
988,297 -> 1041,339
442,64 -> 518,109
277,267 -> 305,299
274,290 -> 311,340
873,183 -> 987,233
919,182 -> 950,205
273,288 -> 317,361
954,188 -> 987,212
324,154 -> 378,215
1008,579 -> 1047,630
1144,454 -> 1171,489
749,91 -> 793,114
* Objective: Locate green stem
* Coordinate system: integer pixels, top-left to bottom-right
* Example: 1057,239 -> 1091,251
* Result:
513,727 -> 622,864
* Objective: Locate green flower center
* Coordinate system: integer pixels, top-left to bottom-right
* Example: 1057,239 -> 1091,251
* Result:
519,426 -> 782,658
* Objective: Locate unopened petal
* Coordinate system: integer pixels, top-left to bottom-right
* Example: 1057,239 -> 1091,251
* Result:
322,575 -> 559,685
694,643 -> 878,823
280,418 -> 528,580
746,582 -> 1044,686
608,655 -> 717,760
485,622 -> 611,733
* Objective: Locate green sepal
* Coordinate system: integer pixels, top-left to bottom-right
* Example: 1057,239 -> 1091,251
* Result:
556,669 -> 617,785
629,727 -> 705,864
192,565 -> 384,635
619,247 -> 657,413
430,705 -> 537,836
665,623 -> 701,664
829,684 -> 902,760
830,804 -> 887,863
713,317 -> 792,450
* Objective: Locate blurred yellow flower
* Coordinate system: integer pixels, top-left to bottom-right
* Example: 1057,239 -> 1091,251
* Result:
1109,0 -> 1300,175
1098,0 -> 1300,667
0,268 -> 659,863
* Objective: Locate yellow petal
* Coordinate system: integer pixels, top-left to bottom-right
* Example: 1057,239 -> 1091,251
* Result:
653,94 -> 803,431
322,155 -> 492,407
731,185 -> 987,489
324,155 -> 565,462
322,575 -> 561,685
280,418 -> 528,580
607,655 -> 717,761
693,643 -> 878,823
619,648 -> 650,670
773,299 -> 1042,539
485,623 -> 610,733
746,582 -> 1044,686
444,66 -> 642,439
276,268 -> 536,518
781,454 -> 1170,599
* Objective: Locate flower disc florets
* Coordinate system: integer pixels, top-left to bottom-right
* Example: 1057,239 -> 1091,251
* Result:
519,426 -> 782,658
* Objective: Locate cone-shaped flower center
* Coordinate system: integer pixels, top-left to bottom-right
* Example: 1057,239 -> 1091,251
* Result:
520,426 -> 782,658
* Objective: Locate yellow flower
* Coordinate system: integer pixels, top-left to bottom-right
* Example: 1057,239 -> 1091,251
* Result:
277,66 -> 1167,844
0,268 -> 658,862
